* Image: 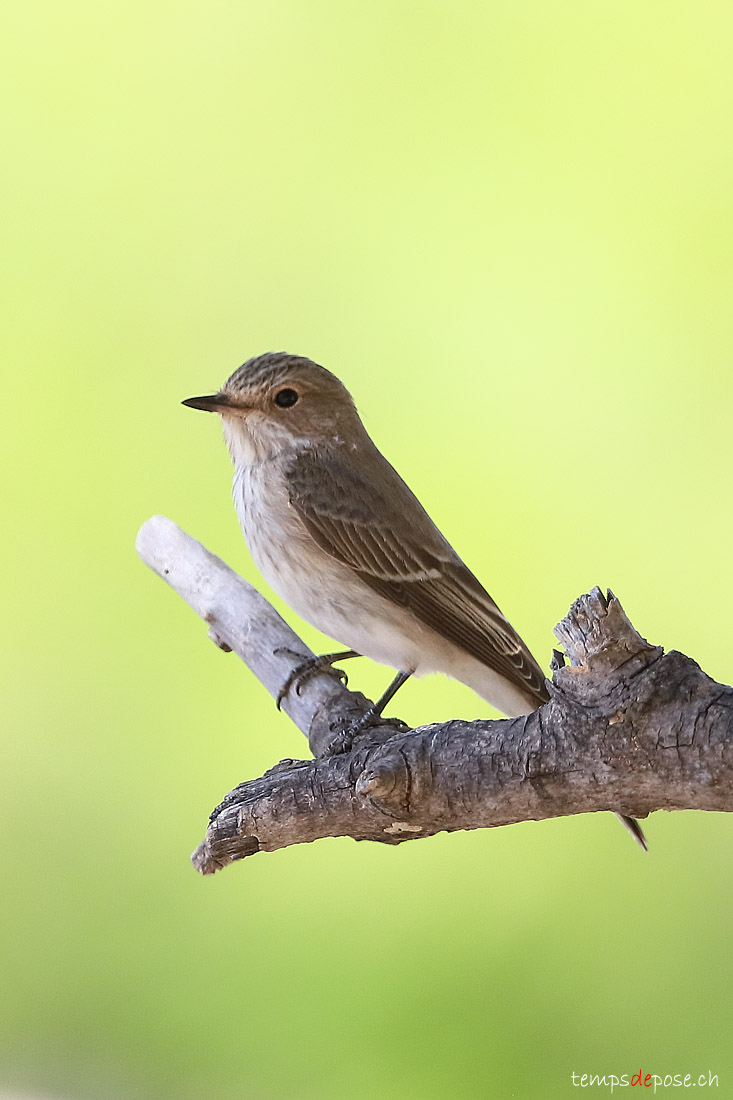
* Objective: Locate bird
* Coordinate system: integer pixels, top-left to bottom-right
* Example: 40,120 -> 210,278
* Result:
183,351 -> 646,850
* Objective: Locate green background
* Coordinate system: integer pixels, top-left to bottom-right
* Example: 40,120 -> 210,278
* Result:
3,1 -> 732,1097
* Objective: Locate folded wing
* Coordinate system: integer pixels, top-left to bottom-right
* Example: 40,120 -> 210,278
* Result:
286,446 -> 548,707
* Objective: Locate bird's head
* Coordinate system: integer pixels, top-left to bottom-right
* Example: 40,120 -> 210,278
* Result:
183,352 -> 363,464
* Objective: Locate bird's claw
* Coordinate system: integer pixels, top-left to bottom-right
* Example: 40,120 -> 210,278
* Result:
323,727 -> 357,756
274,650 -> 350,710
323,708 -> 380,755
323,709 -> 409,756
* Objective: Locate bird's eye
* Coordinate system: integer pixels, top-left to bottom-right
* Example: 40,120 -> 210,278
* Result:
274,388 -> 299,408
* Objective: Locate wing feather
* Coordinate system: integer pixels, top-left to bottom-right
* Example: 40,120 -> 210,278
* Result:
286,446 -> 548,706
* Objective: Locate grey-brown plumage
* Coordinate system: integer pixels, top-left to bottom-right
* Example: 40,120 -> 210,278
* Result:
286,445 -> 549,709
183,352 -> 646,848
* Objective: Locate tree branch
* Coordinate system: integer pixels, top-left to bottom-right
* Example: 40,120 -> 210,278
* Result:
136,516 -> 733,875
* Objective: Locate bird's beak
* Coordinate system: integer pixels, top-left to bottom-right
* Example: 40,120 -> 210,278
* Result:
181,392 -> 233,413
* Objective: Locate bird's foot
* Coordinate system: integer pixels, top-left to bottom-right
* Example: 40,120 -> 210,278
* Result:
274,648 -> 356,710
324,668 -> 413,754
323,724 -> 360,757
324,709 -> 410,756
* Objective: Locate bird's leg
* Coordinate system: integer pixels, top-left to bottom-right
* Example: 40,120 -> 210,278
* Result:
365,670 -> 413,721
274,648 -> 360,710
325,670 -> 413,756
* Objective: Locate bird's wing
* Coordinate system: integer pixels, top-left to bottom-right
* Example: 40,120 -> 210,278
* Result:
286,447 -> 548,707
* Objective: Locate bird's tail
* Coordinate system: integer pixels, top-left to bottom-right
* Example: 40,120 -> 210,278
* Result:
615,812 -> 648,852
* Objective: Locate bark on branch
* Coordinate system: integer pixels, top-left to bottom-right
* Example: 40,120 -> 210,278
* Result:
136,516 -> 733,875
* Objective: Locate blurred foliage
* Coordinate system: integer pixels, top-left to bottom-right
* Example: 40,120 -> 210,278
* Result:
2,0 -> 732,1097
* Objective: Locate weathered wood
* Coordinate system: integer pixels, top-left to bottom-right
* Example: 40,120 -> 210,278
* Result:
137,517 -> 733,875
136,516 -> 375,757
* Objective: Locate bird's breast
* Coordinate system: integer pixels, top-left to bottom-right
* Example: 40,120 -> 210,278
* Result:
235,462 -> 298,575
231,459 -> 448,676
233,459 -> 338,618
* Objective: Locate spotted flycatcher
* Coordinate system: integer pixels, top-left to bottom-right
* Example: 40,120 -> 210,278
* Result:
183,352 -> 645,848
